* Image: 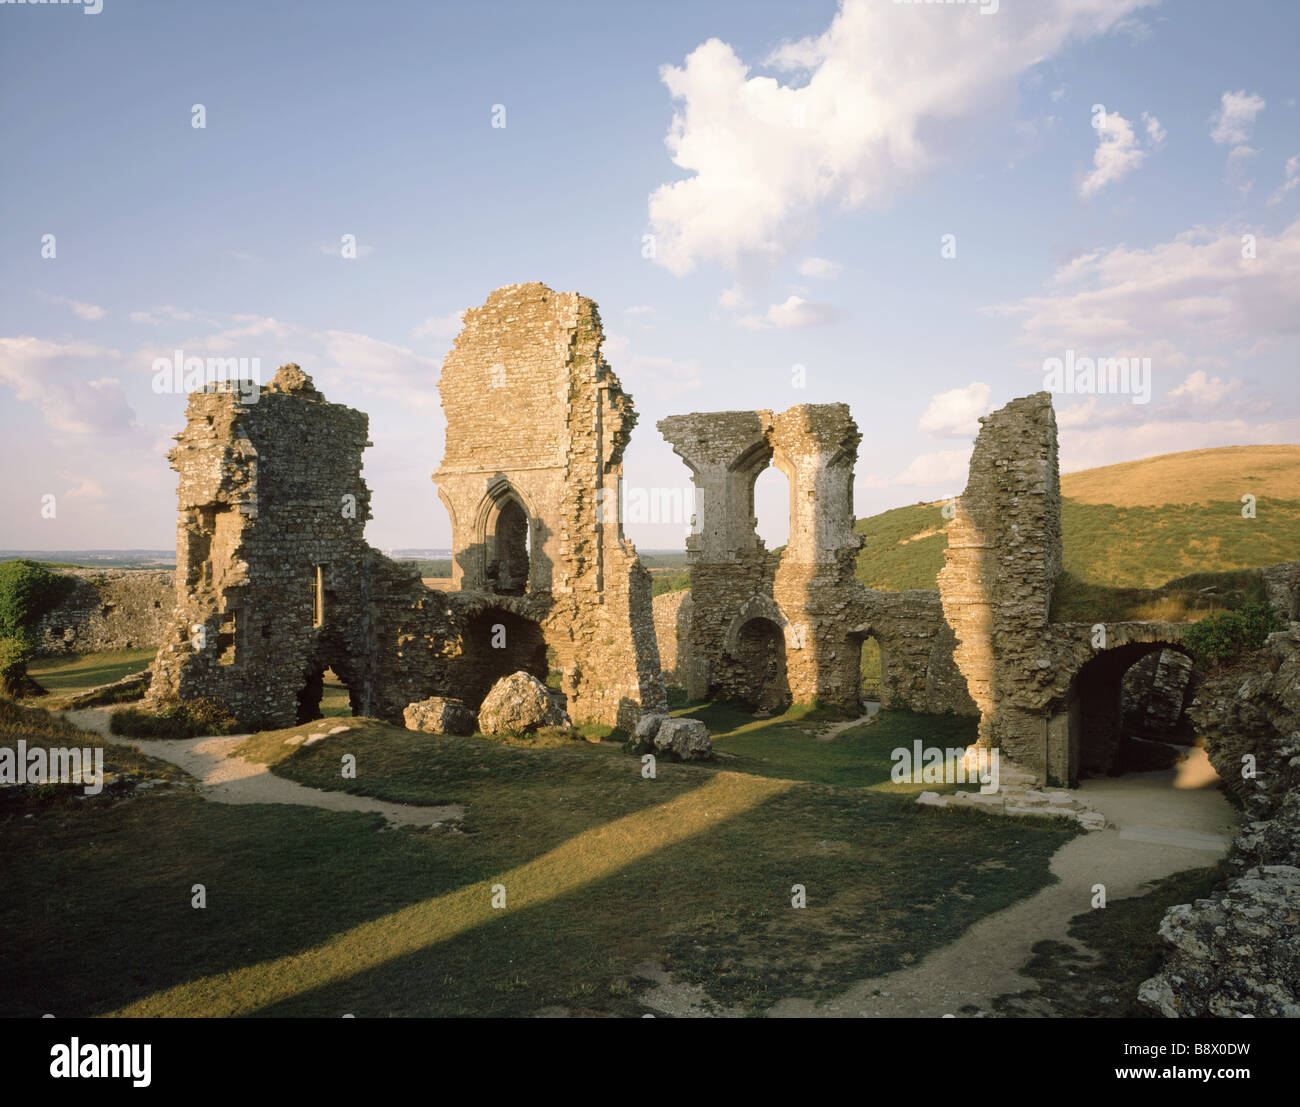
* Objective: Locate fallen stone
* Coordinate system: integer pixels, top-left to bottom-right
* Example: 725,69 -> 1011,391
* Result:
404,696 -> 477,737
652,717 -> 713,761
478,671 -> 570,736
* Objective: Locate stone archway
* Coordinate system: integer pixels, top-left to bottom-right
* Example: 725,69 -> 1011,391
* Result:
472,480 -> 537,597
1056,640 -> 1194,785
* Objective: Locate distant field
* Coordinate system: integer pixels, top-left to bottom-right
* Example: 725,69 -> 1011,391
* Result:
852,445 -> 1300,619
1060,444 -> 1300,506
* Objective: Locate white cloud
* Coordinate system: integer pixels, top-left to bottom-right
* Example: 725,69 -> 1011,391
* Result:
0,337 -> 136,436
797,256 -> 843,279
624,305 -> 655,315
412,310 -> 466,341
1059,417 -> 1300,476
49,297 -> 107,322
1080,111 -> 1158,197
1267,154 -> 1300,206
1168,369 -> 1243,406
737,295 -> 841,329
895,448 -> 971,487
1210,89 -> 1265,146
602,332 -> 703,402
1141,111 -> 1166,146
991,219 -> 1300,371
1225,143 -> 1259,196
647,0 -> 1154,277
918,382 -> 991,438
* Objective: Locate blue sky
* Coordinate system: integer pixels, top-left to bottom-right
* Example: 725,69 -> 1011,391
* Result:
2,0 -> 1297,552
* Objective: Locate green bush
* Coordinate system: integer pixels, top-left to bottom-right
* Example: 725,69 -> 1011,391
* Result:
110,697 -> 243,739
0,636 -> 30,694
0,561 -> 74,695
1181,601 -> 1283,666
0,560 -> 75,643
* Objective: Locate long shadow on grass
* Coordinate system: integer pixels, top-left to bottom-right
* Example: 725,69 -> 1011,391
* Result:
252,784 -> 1069,1017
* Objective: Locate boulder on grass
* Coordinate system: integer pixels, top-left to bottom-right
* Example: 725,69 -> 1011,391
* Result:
404,696 -> 477,736
629,712 -> 670,752
652,717 -> 712,761
478,671 -> 570,736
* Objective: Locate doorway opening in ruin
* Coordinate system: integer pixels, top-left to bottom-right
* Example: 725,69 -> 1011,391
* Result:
487,497 -> 531,596
731,616 -> 791,714
857,634 -> 885,706
752,464 -> 790,553
455,608 -> 549,709
1057,642 -> 1197,786
295,665 -> 358,723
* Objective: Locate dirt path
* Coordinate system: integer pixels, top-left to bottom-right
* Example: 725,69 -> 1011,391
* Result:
768,752 -> 1236,1018
61,708 -> 462,829
815,706 -> 877,742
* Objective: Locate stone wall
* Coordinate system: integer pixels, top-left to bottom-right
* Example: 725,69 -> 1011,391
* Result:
433,283 -> 666,730
33,569 -> 173,656
657,403 -> 977,716
1139,626 -> 1300,1017
652,589 -> 691,688
147,284 -> 666,733
936,391 -> 1204,784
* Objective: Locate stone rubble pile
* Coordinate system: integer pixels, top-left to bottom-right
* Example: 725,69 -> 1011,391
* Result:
1138,625 -> 1300,1017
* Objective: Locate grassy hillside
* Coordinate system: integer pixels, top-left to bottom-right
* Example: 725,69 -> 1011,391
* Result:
854,445 -> 1300,621
1060,444 -> 1300,506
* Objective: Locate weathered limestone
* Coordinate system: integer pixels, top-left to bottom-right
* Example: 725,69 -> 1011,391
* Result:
434,283 -> 667,731
146,285 -> 670,735
477,671 -> 570,736
651,717 -> 713,761
146,366 -> 382,728
1139,626 -> 1300,1017
403,696 -> 477,737
34,570 -> 173,656
657,404 -> 977,716
936,391 -> 1202,785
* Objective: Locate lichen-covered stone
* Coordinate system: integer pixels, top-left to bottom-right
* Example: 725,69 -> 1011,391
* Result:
404,696 -> 477,736
477,671 -> 570,736
652,717 -> 712,761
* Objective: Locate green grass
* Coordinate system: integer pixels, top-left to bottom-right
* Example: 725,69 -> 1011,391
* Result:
672,700 -> 982,792
2,698 -> 1072,1017
851,495 -> 1299,623
25,647 -> 155,702
994,861 -> 1230,1017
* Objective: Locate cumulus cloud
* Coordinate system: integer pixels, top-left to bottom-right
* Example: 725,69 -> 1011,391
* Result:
412,309 -> 466,341
49,297 -> 107,322
1267,154 -> 1300,206
1142,111 -> 1166,146
797,257 -> 843,280
918,382 -> 992,438
990,219 -> 1300,372
737,295 -> 841,329
895,448 -> 972,487
602,332 -> 703,403
1210,89 -> 1265,146
0,337 -> 136,435
1080,110 -> 1161,197
647,0 -> 1154,277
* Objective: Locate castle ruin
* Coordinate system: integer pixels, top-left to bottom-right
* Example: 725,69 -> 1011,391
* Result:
140,281 -> 1287,789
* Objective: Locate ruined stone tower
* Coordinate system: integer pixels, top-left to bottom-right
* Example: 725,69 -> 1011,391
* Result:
433,282 -> 666,729
658,403 -> 973,715
147,365 -> 381,727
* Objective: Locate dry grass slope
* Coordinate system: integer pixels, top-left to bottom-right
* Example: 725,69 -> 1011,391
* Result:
1059,444 -> 1300,506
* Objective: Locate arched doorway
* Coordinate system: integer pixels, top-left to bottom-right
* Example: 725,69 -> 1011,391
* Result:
488,498 -> 530,596
1062,642 -> 1194,784
731,616 -> 791,713
454,608 -> 549,709
857,634 -> 885,706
